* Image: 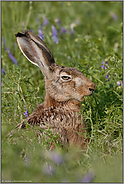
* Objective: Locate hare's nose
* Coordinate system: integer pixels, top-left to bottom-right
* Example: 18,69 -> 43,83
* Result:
89,83 -> 95,94
89,88 -> 94,93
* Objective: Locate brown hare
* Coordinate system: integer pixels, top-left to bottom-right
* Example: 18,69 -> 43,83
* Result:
15,30 -> 95,150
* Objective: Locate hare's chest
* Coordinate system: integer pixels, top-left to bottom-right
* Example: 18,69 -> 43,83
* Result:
27,107 -> 88,149
46,109 -> 80,128
29,107 -> 83,129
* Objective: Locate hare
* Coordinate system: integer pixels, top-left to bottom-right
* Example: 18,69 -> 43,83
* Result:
15,30 -> 95,150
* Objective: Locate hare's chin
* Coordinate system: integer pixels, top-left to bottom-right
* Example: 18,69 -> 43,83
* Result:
80,97 -> 85,101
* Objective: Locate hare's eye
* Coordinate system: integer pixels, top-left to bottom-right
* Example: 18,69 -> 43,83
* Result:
61,75 -> 72,81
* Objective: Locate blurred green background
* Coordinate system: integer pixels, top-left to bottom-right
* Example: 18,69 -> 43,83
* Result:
1,1 -> 123,183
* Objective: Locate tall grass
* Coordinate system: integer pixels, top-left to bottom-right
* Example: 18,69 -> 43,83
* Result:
1,1 -> 123,183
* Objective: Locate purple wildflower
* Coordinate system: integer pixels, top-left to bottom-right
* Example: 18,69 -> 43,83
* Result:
52,25 -> 59,44
110,12 -> 118,21
5,47 -> 10,52
55,18 -> 61,25
29,29 -> 33,32
40,24 -> 43,29
105,73 -> 109,81
117,81 -> 122,86
60,27 -> 66,35
101,61 -> 109,81
43,16 -> 49,25
9,52 -> 18,65
2,68 -> 6,75
50,151 -> 64,165
101,63 -> 106,70
101,61 -> 108,70
69,19 -> 80,35
79,171 -> 95,182
69,23 -> 75,35
5,47 -> 18,65
23,109 -> 28,118
69,29 -> 73,35
38,29 -> 44,40
52,25 -> 57,37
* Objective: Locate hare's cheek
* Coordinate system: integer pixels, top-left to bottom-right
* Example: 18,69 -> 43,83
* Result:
77,86 -> 89,96
60,81 -> 75,92
77,86 -> 84,96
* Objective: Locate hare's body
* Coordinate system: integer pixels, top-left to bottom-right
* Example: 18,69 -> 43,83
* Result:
26,99 -> 89,148
15,30 -> 95,150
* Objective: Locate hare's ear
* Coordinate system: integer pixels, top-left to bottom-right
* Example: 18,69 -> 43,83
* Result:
15,30 -> 55,77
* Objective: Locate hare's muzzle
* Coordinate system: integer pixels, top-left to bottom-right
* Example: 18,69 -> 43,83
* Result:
78,81 -> 95,102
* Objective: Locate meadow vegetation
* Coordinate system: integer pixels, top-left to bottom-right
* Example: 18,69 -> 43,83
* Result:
1,1 -> 123,182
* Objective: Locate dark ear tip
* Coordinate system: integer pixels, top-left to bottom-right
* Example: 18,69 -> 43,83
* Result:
15,32 -> 23,37
15,30 -> 28,37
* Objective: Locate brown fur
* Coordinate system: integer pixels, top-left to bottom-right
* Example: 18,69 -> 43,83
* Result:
15,30 -> 95,150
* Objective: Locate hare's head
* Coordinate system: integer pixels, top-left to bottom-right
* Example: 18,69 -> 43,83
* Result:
15,30 -> 95,103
